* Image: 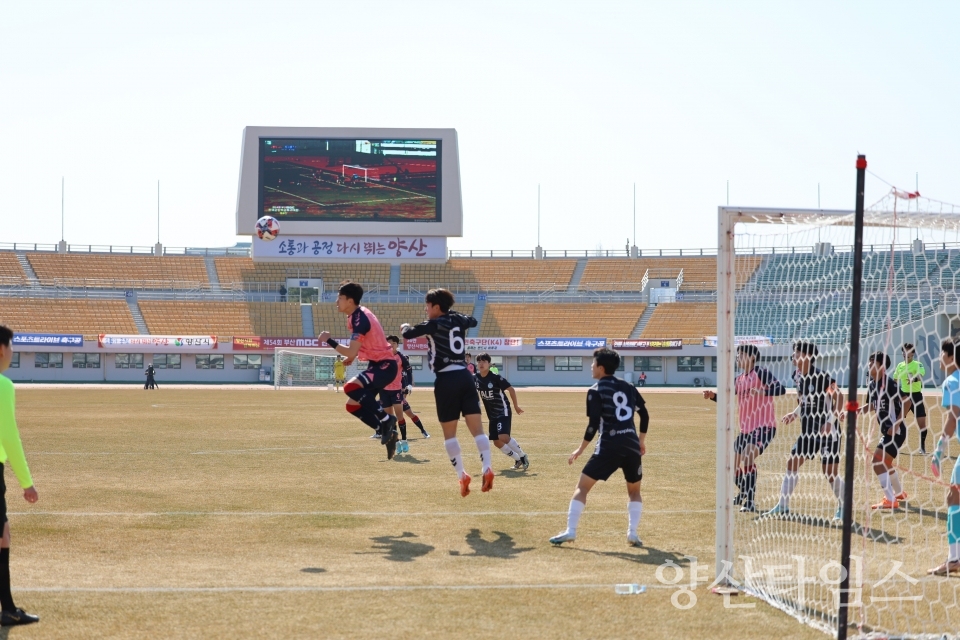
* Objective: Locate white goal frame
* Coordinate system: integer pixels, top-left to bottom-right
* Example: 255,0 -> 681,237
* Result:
273,347 -> 358,389
342,164 -> 370,182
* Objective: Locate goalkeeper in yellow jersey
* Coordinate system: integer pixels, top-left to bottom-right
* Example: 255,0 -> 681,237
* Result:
0,326 -> 39,626
894,343 -> 928,454
333,356 -> 346,393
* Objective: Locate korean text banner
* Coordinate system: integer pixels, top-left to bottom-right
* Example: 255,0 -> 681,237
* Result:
253,235 -> 446,260
611,339 -> 683,350
535,338 -> 606,349
98,335 -> 218,350
403,337 -> 523,352
403,337 -> 430,351
13,333 -> 83,347
702,336 -> 773,348
233,337 -> 350,350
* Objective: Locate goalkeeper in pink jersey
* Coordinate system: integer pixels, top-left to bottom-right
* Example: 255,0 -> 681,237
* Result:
704,344 -> 785,512
0,326 -> 39,627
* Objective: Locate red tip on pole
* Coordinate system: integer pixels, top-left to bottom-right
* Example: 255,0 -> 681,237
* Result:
856,156 -> 867,170
845,401 -> 859,412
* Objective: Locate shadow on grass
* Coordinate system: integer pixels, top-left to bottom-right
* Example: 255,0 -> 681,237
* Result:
753,513 -> 904,544
358,532 -> 435,562
498,469 -> 537,479
300,567 -> 327,574
563,544 -> 690,567
392,455 -> 431,465
448,529 -> 535,559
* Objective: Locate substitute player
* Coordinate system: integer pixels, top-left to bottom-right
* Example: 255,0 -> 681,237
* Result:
401,289 -> 492,497
930,338 -> 960,576
475,353 -> 529,471
703,344 -> 785,512
334,356 -> 346,393
318,282 -> 399,459
386,336 -> 429,440
550,348 -> 649,547
894,343 -> 928,454
864,352 -> 907,510
0,326 -> 39,626
764,341 -> 845,521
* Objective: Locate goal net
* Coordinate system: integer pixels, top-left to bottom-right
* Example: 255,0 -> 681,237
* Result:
718,185 -> 960,638
342,164 -> 370,182
273,348 -> 361,389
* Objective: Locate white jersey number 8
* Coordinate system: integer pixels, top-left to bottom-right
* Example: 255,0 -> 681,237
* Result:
613,391 -> 632,421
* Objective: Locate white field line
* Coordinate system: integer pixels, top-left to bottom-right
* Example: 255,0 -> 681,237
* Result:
14,583 -> 677,594
8,509 -> 715,517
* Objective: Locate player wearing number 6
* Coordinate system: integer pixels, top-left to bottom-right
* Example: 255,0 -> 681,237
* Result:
550,348 -> 650,548
401,289 -> 492,497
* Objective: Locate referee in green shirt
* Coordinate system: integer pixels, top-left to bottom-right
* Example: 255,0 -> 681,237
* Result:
893,343 -> 928,454
0,326 -> 39,626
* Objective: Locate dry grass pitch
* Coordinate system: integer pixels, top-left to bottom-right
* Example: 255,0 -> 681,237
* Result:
3,387 -> 831,639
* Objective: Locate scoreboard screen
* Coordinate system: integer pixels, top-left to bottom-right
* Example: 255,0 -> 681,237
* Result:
259,138 -> 441,223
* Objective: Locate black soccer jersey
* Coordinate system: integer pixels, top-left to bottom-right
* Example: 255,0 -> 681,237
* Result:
401,312 -> 478,373
475,371 -> 513,420
868,375 -> 903,434
584,375 -> 650,455
792,366 -> 836,434
397,351 -> 413,387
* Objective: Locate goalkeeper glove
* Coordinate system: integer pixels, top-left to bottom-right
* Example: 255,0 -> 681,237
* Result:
404,385 -> 413,396
932,436 -> 949,478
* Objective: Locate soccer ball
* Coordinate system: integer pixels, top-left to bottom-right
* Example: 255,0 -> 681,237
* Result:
256,216 -> 280,241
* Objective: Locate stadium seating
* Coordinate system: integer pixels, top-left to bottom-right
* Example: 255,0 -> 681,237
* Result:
311,303 -> 475,339
578,256 -> 763,292
478,303 -> 646,339
27,254 -> 209,288
139,302 -> 304,335
0,253 -> 26,284
640,302 -> 716,344
400,260 -> 577,292
0,299 -> 137,334
214,258 -> 391,291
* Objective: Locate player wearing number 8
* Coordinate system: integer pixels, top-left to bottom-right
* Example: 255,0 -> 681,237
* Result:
401,289 -> 492,497
550,348 -> 650,548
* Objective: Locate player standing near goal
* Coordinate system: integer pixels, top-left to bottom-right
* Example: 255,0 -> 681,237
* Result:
474,353 -> 529,471
703,344 -> 785,512
894,343 -> 929,454
764,341 -> 845,521
333,356 -> 346,393
864,352 -> 907,510
318,282 -> 400,459
550,348 -> 649,547
930,338 -> 960,576
401,289 -> 492,497
0,326 -> 40,626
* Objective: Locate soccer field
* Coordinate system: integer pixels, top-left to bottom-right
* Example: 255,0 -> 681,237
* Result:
6,388 -> 829,640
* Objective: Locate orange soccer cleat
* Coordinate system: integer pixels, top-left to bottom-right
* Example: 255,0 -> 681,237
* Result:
481,469 -> 495,492
871,498 -> 900,510
895,491 -> 908,502
459,473 -> 471,498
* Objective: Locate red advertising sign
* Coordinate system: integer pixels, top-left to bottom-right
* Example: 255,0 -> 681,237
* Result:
611,339 -> 683,350
232,337 -> 350,350
403,337 -> 430,351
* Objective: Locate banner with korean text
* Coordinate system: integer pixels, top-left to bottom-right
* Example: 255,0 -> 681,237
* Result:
13,333 -> 83,347
611,339 -> 683,350
98,335 -> 218,351
253,235 -> 446,261
535,338 -> 606,350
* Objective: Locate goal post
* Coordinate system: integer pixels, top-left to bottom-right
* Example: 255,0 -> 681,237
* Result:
273,348 -> 361,389
342,164 -> 369,182
716,165 -> 960,638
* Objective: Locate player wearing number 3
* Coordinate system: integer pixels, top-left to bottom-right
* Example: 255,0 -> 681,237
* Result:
550,348 -> 650,548
401,289 -> 493,497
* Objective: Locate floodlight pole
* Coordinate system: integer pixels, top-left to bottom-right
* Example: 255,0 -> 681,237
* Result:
157,180 -> 161,244
633,182 -> 636,248
837,154 -> 866,640
537,183 -> 541,247
61,177 -> 64,241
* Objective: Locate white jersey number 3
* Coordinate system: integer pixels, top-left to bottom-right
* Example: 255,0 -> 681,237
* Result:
613,391 -> 632,421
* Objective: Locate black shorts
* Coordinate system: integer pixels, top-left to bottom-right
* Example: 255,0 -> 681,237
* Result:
877,425 -> 907,459
379,389 -> 404,407
357,359 -> 399,393
901,391 -> 926,418
583,448 -> 643,484
734,427 -> 776,455
433,369 -> 482,423
488,416 -> 512,440
0,463 -> 7,525
790,431 -> 842,465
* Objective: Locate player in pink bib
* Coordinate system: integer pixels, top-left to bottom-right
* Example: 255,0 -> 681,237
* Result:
318,282 -> 400,459
705,344 -> 785,511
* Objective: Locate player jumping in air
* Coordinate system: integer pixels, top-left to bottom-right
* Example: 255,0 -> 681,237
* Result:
894,343 -> 929,454
764,341 -> 845,521
401,289 -> 492,497
863,351 -> 907,510
474,353 -> 529,471
930,338 -> 960,576
703,344 -> 785,512
0,326 -> 40,626
386,336 -> 429,441
318,282 -> 400,459
550,348 -> 649,547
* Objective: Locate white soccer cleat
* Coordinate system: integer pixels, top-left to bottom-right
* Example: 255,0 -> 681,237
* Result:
627,533 -> 643,547
549,531 -> 576,546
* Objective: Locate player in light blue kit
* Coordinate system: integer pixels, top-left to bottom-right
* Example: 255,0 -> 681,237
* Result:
930,338 -> 960,576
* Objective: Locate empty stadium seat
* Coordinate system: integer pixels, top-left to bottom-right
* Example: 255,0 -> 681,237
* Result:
400,260 -> 576,292
578,257 -> 762,292
640,302 -> 716,344
27,254 -> 209,288
214,258 -> 390,291
478,303 -> 646,339
0,299 -> 137,334
0,253 -> 26,284
139,302 -> 304,335
311,303 -> 475,338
